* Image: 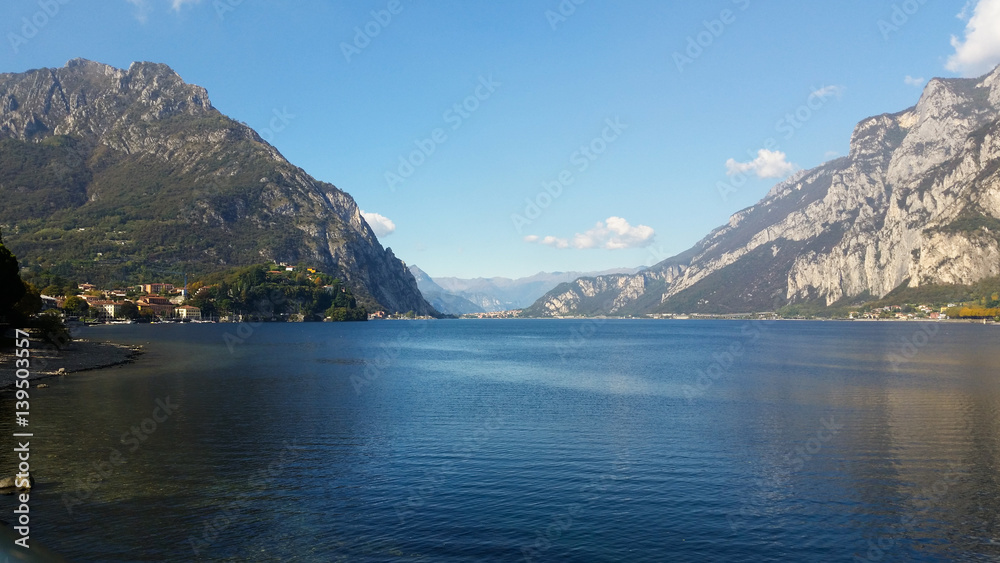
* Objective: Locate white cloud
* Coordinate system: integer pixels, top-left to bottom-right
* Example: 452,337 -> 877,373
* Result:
904,75 -> 926,87
126,0 -> 151,23
810,85 -> 845,100
959,0 -> 976,20
171,0 -> 201,9
525,217 -> 655,250
725,149 -> 796,179
824,150 -> 841,160
946,0 -> 1000,77
126,0 -> 200,21
361,211 -> 396,237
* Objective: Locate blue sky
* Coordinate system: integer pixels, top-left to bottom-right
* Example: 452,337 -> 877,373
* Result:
3,0 -> 1000,278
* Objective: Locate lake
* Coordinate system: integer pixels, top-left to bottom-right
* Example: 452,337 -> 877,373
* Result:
2,319 -> 999,561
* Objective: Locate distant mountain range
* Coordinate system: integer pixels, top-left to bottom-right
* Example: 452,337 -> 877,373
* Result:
527,65 -> 1000,316
409,265 -> 642,315
0,59 -> 435,315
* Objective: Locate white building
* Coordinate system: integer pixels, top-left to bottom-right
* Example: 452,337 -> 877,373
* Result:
89,301 -> 125,321
175,305 -> 202,321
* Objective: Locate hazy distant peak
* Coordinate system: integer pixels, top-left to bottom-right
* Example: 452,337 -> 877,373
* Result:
410,265 -> 643,314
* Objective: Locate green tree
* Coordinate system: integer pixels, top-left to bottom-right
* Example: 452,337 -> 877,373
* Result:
326,306 -> 367,322
0,232 -> 27,320
326,307 -> 349,322
187,293 -> 217,318
118,301 -> 140,320
13,282 -> 42,319
30,312 -> 71,349
63,295 -> 89,316
41,284 -> 65,297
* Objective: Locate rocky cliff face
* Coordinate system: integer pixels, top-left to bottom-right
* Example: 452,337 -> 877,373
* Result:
527,66 -> 1000,316
0,59 -> 435,315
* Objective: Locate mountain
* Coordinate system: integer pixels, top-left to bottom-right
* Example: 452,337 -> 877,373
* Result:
411,265 -> 642,314
409,265 -> 485,315
0,59 -> 435,315
526,66 -> 1000,317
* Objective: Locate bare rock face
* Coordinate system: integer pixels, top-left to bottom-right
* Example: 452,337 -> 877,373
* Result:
1,59 -> 212,145
0,59 -> 434,315
528,65 -> 1000,316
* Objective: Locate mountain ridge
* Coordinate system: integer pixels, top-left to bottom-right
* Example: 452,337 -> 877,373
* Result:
526,66 -> 1000,317
0,58 -> 436,315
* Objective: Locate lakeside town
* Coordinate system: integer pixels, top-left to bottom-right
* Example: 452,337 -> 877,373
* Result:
29,263 -> 435,324
39,278 -> 998,325
463,302 -> 1000,322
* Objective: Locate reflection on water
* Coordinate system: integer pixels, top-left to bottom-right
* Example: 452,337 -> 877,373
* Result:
1,320 -> 998,561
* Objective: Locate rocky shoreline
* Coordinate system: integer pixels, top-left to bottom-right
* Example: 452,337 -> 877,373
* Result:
0,339 -> 143,389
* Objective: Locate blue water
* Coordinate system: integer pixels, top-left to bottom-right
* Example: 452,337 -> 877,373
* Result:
2,319 -> 999,561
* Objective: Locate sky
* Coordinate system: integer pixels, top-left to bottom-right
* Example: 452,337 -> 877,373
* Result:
2,0 -> 1000,279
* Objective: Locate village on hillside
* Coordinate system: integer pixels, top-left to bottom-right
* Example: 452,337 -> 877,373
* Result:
30,263 -> 424,324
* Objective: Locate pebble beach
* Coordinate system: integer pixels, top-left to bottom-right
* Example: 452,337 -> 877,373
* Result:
0,339 -> 143,389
